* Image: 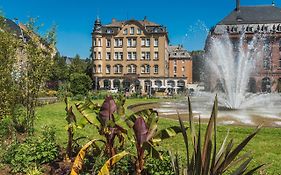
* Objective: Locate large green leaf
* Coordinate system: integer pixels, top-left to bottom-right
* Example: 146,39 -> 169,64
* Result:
152,126 -> 183,143
75,100 -> 100,126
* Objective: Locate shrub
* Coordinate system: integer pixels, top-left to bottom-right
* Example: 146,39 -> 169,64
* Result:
145,152 -> 175,175
0,115 -> 14,140
69,73 -> 92,96
11,104 -> 28,133
4,126 -> 59,173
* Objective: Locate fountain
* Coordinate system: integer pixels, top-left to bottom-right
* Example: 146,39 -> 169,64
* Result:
149,31 -> 281,127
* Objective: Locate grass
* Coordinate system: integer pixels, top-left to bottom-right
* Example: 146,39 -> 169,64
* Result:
35,98 -> 281,174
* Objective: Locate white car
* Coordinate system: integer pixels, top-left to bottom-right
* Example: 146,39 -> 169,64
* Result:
108,88 -> 118,93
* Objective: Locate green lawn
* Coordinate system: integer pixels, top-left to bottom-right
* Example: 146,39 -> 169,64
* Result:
35,98 -> 281,174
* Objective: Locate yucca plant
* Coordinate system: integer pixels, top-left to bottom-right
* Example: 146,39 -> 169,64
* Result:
172,96 -> 264,175
126,109 -> 184,175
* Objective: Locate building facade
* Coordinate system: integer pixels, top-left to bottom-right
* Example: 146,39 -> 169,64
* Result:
208,0 -> 281,92
92,17 -> 192,94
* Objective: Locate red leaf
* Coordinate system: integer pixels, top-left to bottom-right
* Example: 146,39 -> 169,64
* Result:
133,117 -> 149,145
99,96 -> 117,125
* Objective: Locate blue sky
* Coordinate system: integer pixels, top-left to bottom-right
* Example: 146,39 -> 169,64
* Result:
0,0 -> 278,58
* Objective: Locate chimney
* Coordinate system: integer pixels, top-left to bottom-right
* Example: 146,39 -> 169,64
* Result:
112,18 -> 116,23
236,0 -> 240,11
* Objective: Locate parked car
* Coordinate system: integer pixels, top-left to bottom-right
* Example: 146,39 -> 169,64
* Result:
108,88 -> 118,93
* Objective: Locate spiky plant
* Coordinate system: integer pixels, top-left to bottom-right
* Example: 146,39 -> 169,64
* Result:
172,96 -> 264,175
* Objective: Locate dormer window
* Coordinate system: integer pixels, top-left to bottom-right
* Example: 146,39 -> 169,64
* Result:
123,29 -> 128,35
106,29 -> 112,34
130,27 -> 134,35
137,28 -> 141,35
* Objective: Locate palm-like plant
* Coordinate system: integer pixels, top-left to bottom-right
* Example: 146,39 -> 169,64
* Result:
172,96 -> 264,175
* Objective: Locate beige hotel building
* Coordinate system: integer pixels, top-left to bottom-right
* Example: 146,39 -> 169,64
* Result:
92,17 -> 192,94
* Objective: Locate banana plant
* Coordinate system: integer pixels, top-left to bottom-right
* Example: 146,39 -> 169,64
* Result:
75,95 -> 127,157
172,96 -> 264,175
70,139 -> 128,175
126,109 -> 184,175
65,97 -> 77,161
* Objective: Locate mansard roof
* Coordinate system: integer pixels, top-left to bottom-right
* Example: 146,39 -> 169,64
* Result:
93,18 -> 167,35
219,6 -> 281,25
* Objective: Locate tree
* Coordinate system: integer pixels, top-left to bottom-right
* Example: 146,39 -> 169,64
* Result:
48,53 -> 70,89
69,73 -> 92,96
69,54 -> 87,74
20,18 -> 56,131
0,16 -> 19,116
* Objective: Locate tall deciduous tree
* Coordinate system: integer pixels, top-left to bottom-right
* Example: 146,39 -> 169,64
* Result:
0,16 -> 19,116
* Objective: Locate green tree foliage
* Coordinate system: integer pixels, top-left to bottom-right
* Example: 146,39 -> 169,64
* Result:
49,53 -> 69,82
0,15 -> 56,133
21,18 -> 56,132
69,54 -> 88,74
0,17 -> 19,116
69,73 -> 92,96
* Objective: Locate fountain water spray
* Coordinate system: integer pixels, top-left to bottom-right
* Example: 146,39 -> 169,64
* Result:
205,32 -> 271,109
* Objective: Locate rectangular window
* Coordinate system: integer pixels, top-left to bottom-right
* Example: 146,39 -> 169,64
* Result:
106,52 -> 111,60
141,38 -> 145,46
174,66 -> 177,73
146,52 -> 150,60
114,39 -> 123,47
182,66 -> 185,71
154,38 -> 158,47
154,52 -> 159,60
93,52 -> 96,59
93,40 -> 96,46
106,39 -> 111,47
154,65 -> 158,74
130,27 -> 134,35
146,39 -> 150,47
174,60 -> 177,65
98,39 -> 101,46
98,52 -> 101,60
127,38 -> 134,47
132,38 -> 136,47
279,57 -> 281,68
141,52 -> 145,60
128,52 -> 132,60
114,52 -> 123,60
132,52 -> 137,60
137,28 -> 141,35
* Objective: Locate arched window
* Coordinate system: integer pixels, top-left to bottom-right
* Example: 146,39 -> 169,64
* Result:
106,65 -> 110,74
97,64 -> 102,73
93,65 -> 96,73
141,64 -> 150,74
127,64 -> 137,74
113,64 -> 123,74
